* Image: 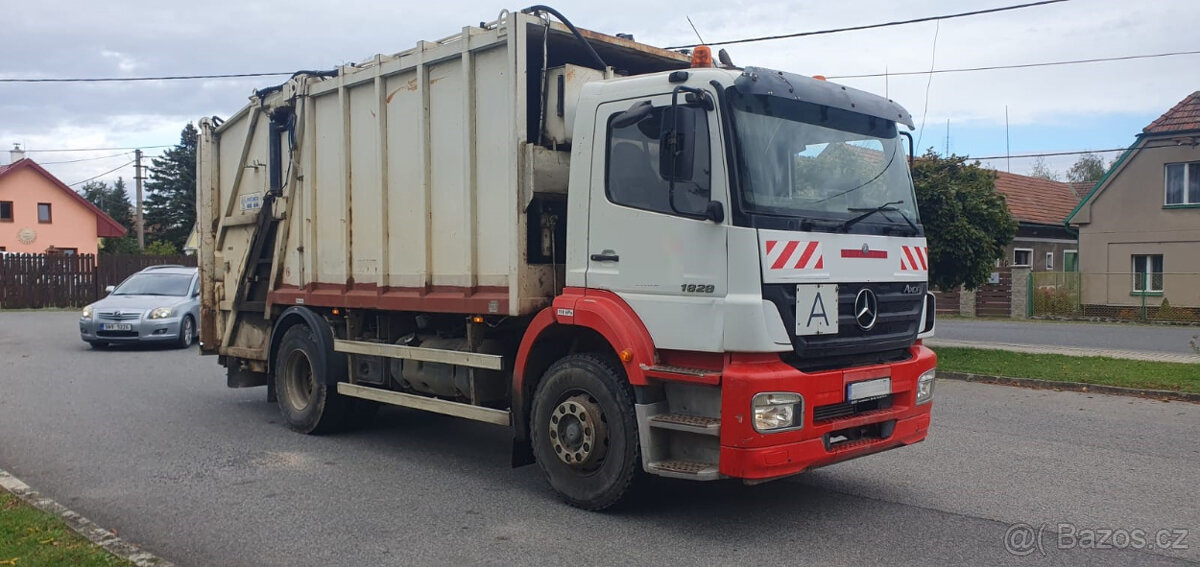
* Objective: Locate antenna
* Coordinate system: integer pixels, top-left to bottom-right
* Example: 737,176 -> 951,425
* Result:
1005,106 -> 1012,173
686,16 -> 706,45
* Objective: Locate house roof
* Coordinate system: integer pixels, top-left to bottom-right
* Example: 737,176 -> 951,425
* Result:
990,170 -> 1082,226
1142,91 -> 1200,135
0,158 -> 128,238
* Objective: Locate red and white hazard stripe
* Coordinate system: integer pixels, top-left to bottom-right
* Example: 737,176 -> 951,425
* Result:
899,245 -> 928,271
765,240 -> 825,271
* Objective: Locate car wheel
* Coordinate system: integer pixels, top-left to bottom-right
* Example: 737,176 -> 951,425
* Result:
273,324 -> 348,434
531,353 -> 642,511
175,315 -> 195,349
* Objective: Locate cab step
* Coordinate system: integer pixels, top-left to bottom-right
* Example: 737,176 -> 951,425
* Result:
641,364 -> 720,385
648,413 -> 720,436
647,459 -> 721,481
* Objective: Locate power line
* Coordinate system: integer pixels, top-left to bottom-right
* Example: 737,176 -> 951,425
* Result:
828,49 -> 1200,80
665,0 -> 1068,49
21,145 -> 173,153
0,72 -> 291,84
973,148 -> 1128,160
914,21 -> 940,152
35,151 -> 132,165
68,160 -> 135,187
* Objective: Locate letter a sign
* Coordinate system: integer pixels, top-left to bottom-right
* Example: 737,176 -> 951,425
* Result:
794,284 -> 839,336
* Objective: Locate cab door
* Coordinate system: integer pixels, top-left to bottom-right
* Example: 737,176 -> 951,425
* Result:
584,92 -> 728,352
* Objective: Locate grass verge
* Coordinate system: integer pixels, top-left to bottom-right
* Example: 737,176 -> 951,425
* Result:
0,489 -> 130,567
932,346 -> 1200,394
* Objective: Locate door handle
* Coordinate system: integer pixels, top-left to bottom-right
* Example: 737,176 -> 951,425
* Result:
590,250 -> 620,262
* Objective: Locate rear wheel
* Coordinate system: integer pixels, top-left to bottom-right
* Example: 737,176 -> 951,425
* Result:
274,324 -> 347,434
531,353 -> 641,510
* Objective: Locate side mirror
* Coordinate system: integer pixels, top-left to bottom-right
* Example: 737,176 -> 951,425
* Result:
611,100 -> 653,129
105,285 -> 115,294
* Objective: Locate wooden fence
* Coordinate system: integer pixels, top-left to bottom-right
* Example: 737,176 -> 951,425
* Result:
0,253 -> 196,309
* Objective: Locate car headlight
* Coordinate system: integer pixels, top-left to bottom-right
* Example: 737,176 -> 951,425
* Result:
916,369 -> 936,405
81,305 -> 93,319
752,392 -> 803,432
148,307 -> 174,319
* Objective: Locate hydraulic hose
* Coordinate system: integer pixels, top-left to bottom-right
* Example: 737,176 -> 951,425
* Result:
521,5 -> 609,71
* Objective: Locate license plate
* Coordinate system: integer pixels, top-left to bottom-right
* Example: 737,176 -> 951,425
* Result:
101,323 -> 133,331
847,377 -> 891,401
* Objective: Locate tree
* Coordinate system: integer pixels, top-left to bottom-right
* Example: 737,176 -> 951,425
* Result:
79,177 -> 138,253
1066,152 -> 1107,184
913,151 -> 1018,290
144,123 -> 198,251
1028,156 -> 1060,181
144,240 -> 180,256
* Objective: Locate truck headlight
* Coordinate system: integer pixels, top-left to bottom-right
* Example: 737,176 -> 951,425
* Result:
148,307 -> 174,319
752,392 -> 803,432
916,369 -> 936,405
81,305 -> 93,319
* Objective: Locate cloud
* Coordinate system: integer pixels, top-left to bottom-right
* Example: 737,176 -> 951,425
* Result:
2,0 -> 1196,185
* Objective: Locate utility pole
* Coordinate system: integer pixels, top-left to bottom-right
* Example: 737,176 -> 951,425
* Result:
134,149 -> 145,251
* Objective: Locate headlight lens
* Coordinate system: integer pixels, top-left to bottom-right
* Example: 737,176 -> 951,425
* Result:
752,392 -> 803,432
148,307 -> 174,319
916,369 -> 936,404
81,305 -> 93,319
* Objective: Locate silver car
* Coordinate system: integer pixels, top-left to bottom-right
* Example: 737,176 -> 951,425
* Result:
79,265 -> 200,349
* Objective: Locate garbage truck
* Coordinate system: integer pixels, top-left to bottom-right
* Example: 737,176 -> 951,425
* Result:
197,5 -> 938,509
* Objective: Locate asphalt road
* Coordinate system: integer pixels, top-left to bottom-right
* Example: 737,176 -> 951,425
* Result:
1,311 -> 1197,566
936,319 -> 1199,355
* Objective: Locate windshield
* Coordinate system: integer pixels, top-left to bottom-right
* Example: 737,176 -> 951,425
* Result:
730,91 -> 919,230
112,273 -> 193,296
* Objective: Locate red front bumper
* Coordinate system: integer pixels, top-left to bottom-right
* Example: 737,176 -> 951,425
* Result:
717,345 -> 935,480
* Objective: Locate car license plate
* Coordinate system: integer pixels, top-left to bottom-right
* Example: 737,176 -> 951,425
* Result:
847,377 -> 891,401
101,323 -> 133,331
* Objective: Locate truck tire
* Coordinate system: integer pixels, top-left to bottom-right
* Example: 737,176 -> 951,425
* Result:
531,353 -> 641,510
274,324 -> 347,434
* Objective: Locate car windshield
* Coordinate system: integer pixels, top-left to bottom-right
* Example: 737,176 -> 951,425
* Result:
729,91 -> 919,229
112,273 -> 192,296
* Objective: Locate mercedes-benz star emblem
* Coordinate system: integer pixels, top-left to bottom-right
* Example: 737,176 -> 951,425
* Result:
854,288 -> 878,331
861,243 -> 870,255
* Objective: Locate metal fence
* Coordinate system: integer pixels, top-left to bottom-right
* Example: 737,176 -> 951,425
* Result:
1030,271 -> 1200,322
0,253 -> 196,309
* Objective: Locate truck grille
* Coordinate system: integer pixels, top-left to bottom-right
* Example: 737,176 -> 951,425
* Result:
812,395 -> 893,423
764,282 -> 923,365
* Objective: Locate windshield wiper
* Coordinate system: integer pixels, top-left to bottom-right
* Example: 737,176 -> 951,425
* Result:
843,200 -> 919,234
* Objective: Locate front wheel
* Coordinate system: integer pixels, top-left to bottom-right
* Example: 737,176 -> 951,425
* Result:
175,316 -> 195,349
531,353 -> 642,510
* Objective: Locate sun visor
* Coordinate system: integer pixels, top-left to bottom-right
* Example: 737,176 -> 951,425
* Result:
734,67 -> 915,129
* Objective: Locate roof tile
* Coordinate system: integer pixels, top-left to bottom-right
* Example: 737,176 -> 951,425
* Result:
990,170 -> 1082,226
1143,91 -> 1200,135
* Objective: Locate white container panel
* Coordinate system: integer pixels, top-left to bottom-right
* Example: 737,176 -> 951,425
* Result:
427,58 -> 470,288
348,83 -> 384,285
474,45 -> 517,288
382,70 -> 429,290
313,93 -> 348,284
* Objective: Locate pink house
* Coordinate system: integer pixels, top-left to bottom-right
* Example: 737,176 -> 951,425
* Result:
0,149 -> 127,256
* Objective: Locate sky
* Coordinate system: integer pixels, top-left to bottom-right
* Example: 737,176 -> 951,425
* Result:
1,0 -> 1197,186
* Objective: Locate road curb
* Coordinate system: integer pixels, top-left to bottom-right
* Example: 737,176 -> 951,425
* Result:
939,371 -> 1200,403
0,468 -> 175,567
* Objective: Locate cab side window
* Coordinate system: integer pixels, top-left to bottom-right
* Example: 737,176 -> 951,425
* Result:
605,105 -> 710,216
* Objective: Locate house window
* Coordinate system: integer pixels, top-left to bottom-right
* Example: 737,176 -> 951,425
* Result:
0,201 -> 12,222
1132,254 -> 1164,293
1013,248 -> 1032,267
1064,250 -> 1078,272
1045,252 -> 1054,270
37,203 -> 52,223
58,248 -> 78,256
1165,162 -> 1200,205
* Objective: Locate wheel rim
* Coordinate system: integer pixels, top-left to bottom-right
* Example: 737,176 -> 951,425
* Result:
282,349 -> 316,412
182,319 -> 193,346
548,393 -> 609,470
